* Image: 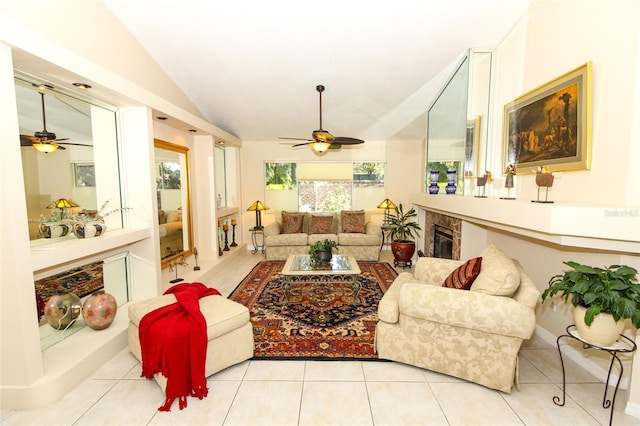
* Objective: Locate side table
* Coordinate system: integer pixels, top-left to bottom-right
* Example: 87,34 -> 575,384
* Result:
554,324 -> 637,426
380,224 -> 394,251
250,226 -> 265,255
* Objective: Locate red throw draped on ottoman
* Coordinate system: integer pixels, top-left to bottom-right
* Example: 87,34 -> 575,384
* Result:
139,282 -> 221,411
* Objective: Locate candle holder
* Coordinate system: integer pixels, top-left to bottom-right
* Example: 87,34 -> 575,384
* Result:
223,225 -> 230,251
230,222 -> 238,247
218,222 -> 223,256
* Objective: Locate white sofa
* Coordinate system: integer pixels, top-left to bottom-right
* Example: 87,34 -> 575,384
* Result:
375,244 -> 540,393
263,210 -> 381,261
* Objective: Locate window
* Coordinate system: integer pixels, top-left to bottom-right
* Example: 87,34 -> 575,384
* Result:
265,161 -> 386,212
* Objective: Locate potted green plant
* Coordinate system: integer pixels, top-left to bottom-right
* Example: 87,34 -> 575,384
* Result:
388,203 -> 421,267
309,239 -> 338,263
541,261 -> 640,346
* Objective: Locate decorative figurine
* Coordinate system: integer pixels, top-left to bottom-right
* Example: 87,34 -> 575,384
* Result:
475,171 -> 493,198
193,246 -> 200,271
532,166 -> 554,203
500,164 -> 517,200
169,255 -> 187,283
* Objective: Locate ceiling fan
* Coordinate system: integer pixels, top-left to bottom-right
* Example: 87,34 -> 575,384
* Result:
20,92 -> 92,154
280,85 -> 365,153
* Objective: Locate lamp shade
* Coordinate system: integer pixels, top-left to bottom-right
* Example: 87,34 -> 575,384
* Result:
34,143 -> 59,154
247,200 -> 268,212
47,198 -> 79,209
377,198 -> 396,210
311,142 -> 331,153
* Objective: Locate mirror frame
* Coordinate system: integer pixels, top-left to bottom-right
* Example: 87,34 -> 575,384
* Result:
154,139 -> 194,269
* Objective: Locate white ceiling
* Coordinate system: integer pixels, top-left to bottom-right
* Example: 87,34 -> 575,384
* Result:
104,0 -> 533,142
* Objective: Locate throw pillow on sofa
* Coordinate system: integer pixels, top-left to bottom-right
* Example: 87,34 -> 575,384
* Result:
341,210 -> 365,233
470,244 -> 521,296
442,257 -> 482,290
309,214 -> 334,234
281,211 -> 305,234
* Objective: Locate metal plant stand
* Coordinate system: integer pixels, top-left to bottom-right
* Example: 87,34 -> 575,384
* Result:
554,325 -> 637,426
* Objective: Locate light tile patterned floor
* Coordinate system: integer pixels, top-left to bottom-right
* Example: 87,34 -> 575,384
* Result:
3,251 -> 640,425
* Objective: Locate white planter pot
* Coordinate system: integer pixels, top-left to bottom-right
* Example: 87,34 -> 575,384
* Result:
573,305 -> 625,347
38,222 -> 70,238
73,220 -> 106,239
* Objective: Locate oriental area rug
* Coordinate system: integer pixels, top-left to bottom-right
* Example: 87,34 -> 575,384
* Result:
229,260 -> 397,360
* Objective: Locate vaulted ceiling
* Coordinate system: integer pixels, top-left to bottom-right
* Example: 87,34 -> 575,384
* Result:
104,1 -> 533,142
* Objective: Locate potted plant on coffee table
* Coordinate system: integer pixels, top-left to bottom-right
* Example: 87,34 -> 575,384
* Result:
389,203 -> 421,268
309,239 -> 338,264
541,261 -> 640,346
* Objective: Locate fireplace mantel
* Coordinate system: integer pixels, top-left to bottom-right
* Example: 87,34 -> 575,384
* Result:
410,193 -> 639,254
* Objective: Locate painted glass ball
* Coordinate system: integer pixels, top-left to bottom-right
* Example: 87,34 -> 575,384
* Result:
44,292 -> 82,330
82,290 -> 118,330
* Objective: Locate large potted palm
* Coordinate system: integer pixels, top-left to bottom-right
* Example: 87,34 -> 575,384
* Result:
389,204 -> 421,267
541,261 -> 640,346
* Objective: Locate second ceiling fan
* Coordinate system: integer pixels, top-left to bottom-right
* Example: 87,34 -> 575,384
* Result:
20,92 -> 93,154
280,85 -> 364,153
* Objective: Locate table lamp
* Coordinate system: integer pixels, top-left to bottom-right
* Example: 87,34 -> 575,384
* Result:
46,198 -> 79,219
247,200 -> 268,228
377,198 -> 396,225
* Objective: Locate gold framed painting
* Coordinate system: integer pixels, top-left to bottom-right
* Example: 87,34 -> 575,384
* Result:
503,62 -> 592,174
465,116 -> 481,177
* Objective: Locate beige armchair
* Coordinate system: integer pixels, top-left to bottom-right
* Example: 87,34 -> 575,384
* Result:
375,245 -> 540,393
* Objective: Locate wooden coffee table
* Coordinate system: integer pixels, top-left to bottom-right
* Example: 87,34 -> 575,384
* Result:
281,255 -> 362,305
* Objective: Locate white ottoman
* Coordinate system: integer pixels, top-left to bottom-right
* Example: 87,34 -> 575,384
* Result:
128,293 -> 254,391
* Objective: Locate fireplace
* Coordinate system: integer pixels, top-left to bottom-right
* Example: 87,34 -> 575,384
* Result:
424,211 -> 462,260
434,225 -> 454,259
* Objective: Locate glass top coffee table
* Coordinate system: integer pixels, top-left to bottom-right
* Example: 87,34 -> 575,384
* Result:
281,255 -> 361,305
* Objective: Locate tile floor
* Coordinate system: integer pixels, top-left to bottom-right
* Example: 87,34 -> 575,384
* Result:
3,251 -> 640,425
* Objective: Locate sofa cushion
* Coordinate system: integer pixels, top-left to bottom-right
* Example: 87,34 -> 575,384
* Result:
470,244 -> 521,296
338,232 -> 380,246
165,210 -> 182,223
442,257 -> 482,290
281,211 -> 305,234
309,214 -> 334,234
265,232 -> 308,247
341,210 -> 365,233
308,234 -> 338,245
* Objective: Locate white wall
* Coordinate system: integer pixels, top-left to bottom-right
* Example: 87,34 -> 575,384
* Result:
488,0 -> 640,205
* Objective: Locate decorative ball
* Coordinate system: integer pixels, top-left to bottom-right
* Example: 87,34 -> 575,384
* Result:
44,292 -> 82,330
82,290 -> 118,330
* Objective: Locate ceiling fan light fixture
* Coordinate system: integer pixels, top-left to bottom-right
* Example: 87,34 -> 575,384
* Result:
33,143 -> 58,154
311,142 -> 331,153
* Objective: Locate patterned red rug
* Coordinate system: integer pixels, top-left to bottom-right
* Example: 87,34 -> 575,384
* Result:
229,260 -> 397,360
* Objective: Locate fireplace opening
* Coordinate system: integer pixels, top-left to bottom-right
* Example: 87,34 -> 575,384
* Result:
433,225 -> 454,259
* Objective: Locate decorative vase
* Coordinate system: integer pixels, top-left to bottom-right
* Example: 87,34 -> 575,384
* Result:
44,292 -> 82,330
73,220 -> 106,238
391,241 -> 416,267
573,305 -> 625,347
445,170 -> 457,194
38,222 -> 70,239
82,290 -> 118,330
316,250 -> 333,262
429,171 -> 440,194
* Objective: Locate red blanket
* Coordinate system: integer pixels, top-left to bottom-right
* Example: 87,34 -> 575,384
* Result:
139,282 -> 221,411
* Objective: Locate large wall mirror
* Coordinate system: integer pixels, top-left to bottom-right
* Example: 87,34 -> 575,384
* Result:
15,72 -> 122,244
154,139 -> 193,268
426,49 -> 492,194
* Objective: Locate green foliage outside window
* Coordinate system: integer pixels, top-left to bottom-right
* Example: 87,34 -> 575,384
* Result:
266,162 -> 297,190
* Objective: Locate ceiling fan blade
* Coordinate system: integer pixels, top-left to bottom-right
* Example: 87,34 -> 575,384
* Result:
20,134 -> 38,145
279,137 -> 313,142
334,137 -> 364,145
58,142 -> 93,148
292,142 -> 314,148
328,143 -> 342,150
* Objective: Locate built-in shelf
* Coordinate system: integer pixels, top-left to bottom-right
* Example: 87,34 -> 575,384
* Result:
31,228 -> 151,273
217,206 -> 239,218
411,193 -> 639,253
